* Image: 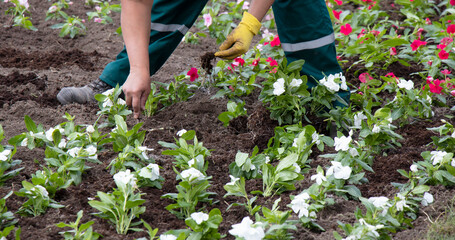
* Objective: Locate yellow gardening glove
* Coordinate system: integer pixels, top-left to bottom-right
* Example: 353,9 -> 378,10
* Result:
215,12 -> 261,60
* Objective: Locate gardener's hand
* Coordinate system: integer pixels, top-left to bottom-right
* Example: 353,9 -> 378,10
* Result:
122,70 -> 151,119
215,12 -> 261,60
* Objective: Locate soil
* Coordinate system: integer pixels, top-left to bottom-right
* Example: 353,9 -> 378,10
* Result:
1,1 -> 455,240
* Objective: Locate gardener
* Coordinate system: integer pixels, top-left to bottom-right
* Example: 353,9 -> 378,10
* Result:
57,0 -> 349,118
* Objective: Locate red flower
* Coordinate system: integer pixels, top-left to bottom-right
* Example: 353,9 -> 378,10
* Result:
410,39 -> 427,51
441,69 -> 451,75
234,57 -> 245,67
451,0 -> 455,6
390,47 -> 397,55
425,18 -> 431,25
441,37 -> 453,45
359,72 -> 373,83
333,10 -> 342,20
334,0 -> 343,5
270,35 -> 281,47
266,57 -> 278,67
437,44 -> 447,50
340,24 -> 352,36
385,72 -> 397,79
187,67 -> 199,82
427,61 -> 433,66
447,24 -> 455,34
270,67 -> 277,74
439,49 -> 449,60
251,58 -> 259,67
429,79 -> 443,94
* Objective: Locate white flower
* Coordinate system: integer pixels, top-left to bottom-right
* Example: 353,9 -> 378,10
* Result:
292,163 -> 301,173
290,192 -> 311,218
68,147 -> 82,158
85,145 -> 97,156
203,13 -> 212,27
340,75 -> 348,91
349,147 -> 359,157
452,159 -> 455,167
421,192 -> 434,206
226,175 -> 239,186
353,112 -> 367,128
395,193 -> 408,211
358,219 -> 384,237
372,125 -> 381,133
410,164 -> 418,172
327,161 -> 352,180
310,172 -> 326,185
188,158 -> 195,166
273,78 -> 285,96
18,0 -> 29,9
86,125 -> 95,133
102,88 -> 114,96
368,196 -> 389,209
334,135 -> 351,151
139,163 -> 160,181
33,185 -> 49,198
20,138 -> 28,147
292,137 -> 298,147
159,234 -> 177,240
397,79 -> 414,90
117,98 -> 126,105
45,126 -> 63,142
58,138 -> 67,148
261,28 -> 273,40
229,217 -> 265,240
430,151 -> 448,165
0,149 -> 11,161
138,146 -> 153,160
180,168 -> 204,181
113,169 -> 137,188
191,212 -> 209,225
48,5 -> 58,12
289,78 -> 302,88
451,131 -> 455,138
311,132 -> 320,145
320,74 -> 340,92
176,129 -> 187,137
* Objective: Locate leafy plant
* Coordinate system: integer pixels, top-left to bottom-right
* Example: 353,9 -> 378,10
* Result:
224,176 -> 260,216
4,0 -> 37,30
185,209 -> 223,240
56,210 -> 102,240
0,191 -> 18,230
229,147 -> 265,180
218,101 -> 247,127
15,181 -> 64,217
50,15 -> 86,38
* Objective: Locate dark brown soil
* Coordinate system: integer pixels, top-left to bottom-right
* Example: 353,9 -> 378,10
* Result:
1,1 -> 454,240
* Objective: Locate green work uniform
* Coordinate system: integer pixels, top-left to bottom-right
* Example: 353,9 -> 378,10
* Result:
100,0 -> 349,106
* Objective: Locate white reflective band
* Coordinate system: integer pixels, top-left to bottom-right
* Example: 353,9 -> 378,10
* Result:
281,33 -> 335,52
150,23 -> 189,35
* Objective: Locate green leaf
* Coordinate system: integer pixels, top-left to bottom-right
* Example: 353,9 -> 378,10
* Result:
24,115 -> 37,132
276,153 -> 298,172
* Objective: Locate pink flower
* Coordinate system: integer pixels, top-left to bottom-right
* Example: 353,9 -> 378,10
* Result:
270,67 -> 277,74
266,57 -> 278,67
439,49 -> 449,60
437,44 -> 447,50
359,72 -> 373,83
333,10 -> 342,20
425,18 -> 432,25
451,90 -> 455,97
451,0 -> 455,6
334,0 -> 343,5
251,58 -> 259,67
385,72 -> 397,79
441,37 -> 453,45
187,68 -> 199,82
390,47 -> 397,55
441,69 -> 451,75
234,57 -> 245,67
270,35 -> 281,47
410,39 -> 427,51
447,24 -> 455,34
94,18 -> 102,23
429,79 -> 443,94
203,13 -> 212,27
340,23 -> 352,36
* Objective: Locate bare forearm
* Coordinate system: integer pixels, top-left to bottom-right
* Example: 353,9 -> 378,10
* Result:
248,0 -> 275,21
121,0 -> 154,74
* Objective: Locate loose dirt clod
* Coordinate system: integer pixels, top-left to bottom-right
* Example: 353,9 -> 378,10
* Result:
200,51 -> 215,74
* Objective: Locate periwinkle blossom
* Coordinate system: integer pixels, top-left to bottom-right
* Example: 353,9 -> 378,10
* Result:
452,131 -> 455,138
138,146 -> 153,160
358,218 -> 384,238
353,112 -> 367,128
327,161 -> 352,180
290,192 -> 311,218
68,147 -> 82,158
273,78 -> 285,96
176,129 -> 187,137
320,74 -> 340,92
310,172 -> 326,185
368,196 -> 390,209
421,192 -> 434,206
191,212 -> 209,225
334,135 -> 351,152
397,79 -> 414,90
349,147 -> 359,157
45,126 -> 63,141
430,150 -> 448,165
395,193 -> 408,211
226,175 -> 239,186
139,163 -> 160,181
289,78 -> 302,88
159,234 -> 177,240
0,149 -> 12,161
292,163 -> 301,173
85,145 -> 98,160
48,5 -> 58,12
86,125 -> 95,133
311,132 -> 320,145
203,13 -> 212,27
372,125 -> 381,133
229,217 -> 265,240
410,164 -> 418,172
114,169 -> 137,189
181,168 -> 204,181
32,185 -> 49,198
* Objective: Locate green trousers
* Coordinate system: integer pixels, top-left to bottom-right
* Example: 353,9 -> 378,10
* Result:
100,0 -> 349,106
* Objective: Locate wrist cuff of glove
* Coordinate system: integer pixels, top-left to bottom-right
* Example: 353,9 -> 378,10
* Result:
240,12 -> 261,35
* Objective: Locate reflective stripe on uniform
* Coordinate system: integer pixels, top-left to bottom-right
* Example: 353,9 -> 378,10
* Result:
150,22 -> 189,35
281,33 -> 335,52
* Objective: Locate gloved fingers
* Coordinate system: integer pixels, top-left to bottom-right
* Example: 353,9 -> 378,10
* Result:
218,33 -> 236,51
215,42 -> 246,60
